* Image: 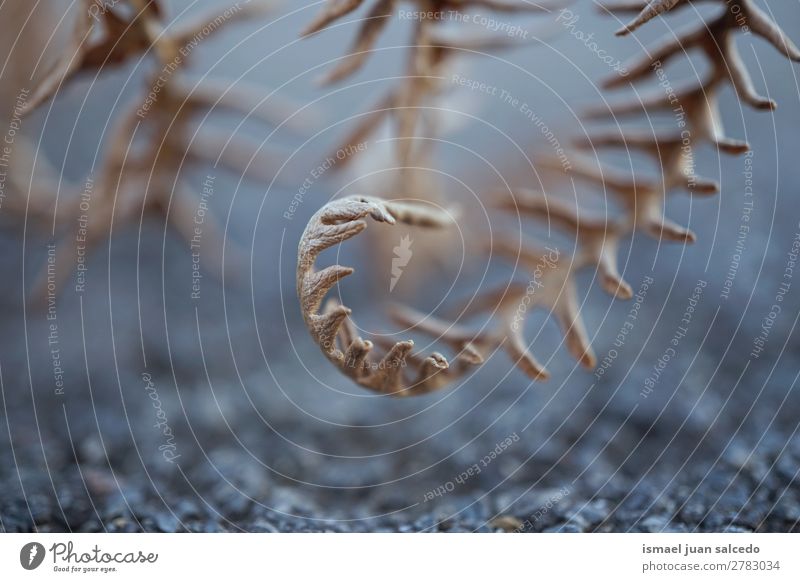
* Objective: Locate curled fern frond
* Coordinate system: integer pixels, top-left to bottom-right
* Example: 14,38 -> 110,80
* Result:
297,195 -> 480,396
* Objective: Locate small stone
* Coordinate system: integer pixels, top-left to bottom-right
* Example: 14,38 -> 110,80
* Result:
489,515 -> 523,532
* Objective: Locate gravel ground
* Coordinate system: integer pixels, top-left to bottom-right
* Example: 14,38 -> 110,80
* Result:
1,397 -> 798,533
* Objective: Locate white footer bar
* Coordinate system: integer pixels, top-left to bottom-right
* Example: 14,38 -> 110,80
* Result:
1,533 -> 796,580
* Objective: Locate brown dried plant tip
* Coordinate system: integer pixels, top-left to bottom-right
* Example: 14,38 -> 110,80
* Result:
297,195 -> 483,397
602,0 -> 687,36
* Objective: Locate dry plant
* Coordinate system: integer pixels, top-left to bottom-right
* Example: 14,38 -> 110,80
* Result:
17,1 -> 303,298
573,0 -> 798,240
296,195 -> 486,396
297,0 -> 798,393
297,0 -> 626,385
593,0 -> 799,135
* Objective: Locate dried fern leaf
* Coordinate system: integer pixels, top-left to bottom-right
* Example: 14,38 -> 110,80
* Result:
297,195 -> 480,396
29,1 -> 271,299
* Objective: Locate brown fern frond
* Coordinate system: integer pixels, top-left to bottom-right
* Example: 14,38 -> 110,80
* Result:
307,2 -> 555,301
586,0 -> 798,240
389,150 -> 681,384
603,1 -> 799,110
584,0 -> 798,248
79,0 -> 163,70
297,195 -> 479,396
29,2 -> 278,299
